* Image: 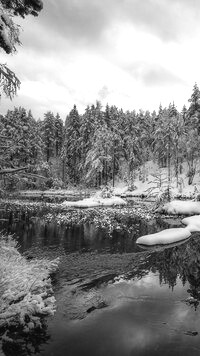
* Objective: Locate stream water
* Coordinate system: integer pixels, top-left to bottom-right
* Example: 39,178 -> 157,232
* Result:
1,206 -> 200,356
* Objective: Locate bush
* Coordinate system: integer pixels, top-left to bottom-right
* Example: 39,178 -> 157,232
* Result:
99,185 -> 114,198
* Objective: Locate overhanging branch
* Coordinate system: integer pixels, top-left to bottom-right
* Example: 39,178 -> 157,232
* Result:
0,167 -> 28,175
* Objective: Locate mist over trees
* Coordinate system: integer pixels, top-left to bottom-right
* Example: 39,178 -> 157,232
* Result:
0,83 -> 200,190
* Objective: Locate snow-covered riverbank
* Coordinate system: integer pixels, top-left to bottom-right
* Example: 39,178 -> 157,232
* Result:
0,234 -> 59,336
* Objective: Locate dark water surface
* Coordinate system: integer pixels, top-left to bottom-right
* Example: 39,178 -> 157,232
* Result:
1,207 -> 200,356
0,208 -> 181,254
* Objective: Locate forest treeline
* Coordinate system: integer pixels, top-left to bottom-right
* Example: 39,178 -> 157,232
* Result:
0,83 -> 200,190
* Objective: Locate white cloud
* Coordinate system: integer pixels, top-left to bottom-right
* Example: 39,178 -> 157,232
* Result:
1,1 -> 200,117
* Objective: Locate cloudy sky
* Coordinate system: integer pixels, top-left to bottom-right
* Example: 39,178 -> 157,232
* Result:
1,0 -> 200,120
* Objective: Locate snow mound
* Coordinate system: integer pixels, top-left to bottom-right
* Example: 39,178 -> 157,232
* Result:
61,196 -> 127,208
157,200 -> 200,215
136,228 -> 191,246
182,215 -> 200,232
0,235 -> 59,331
113,186 -> 128,196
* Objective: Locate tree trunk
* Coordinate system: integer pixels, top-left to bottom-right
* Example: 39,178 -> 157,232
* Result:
167,139 -> 171,201
62,158 -> 65,182
112,150 -> 115,187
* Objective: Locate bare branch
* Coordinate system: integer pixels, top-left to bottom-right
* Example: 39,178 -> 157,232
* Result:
21,172 -> 47,180
0,135 -> 10,139
0,166 -> 28,175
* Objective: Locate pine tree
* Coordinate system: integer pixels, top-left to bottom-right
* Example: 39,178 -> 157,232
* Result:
79,105 -> 95,181
85,125 -> 112,187
64,105 -> 81,184
0,107 -> 42,170
187,82 -> 200,133
42,112 -> 55,162
181,105 -> 187,123
54,113 -> 63,157
169,102 -> 178,118
122,110 -> 142,184
109,106 -> 123,186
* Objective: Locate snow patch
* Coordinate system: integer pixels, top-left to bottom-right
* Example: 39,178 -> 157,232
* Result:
182,215 -> 200,232
157,200 -> 200,215
113,186 -> 128,196
136,228 -> 191,246
61,196 -> 127,208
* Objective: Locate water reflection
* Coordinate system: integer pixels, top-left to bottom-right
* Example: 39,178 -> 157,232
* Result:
39,273 -> 200,356
0,323 -> 50,356
0,211 -> 182,254
1,210 -> 200,304
1,208 -> 200,355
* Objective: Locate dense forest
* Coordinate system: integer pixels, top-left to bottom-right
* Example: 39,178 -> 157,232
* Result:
0,82 -> 200,191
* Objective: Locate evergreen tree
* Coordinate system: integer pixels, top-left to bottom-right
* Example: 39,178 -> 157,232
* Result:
79,105 -> 96,181
187,82 -> 200,133
0,0 -> 43,98
54,113 -> 63,157
42,112 -> 55,162
0,107 -> 42,170
85,125 -> 111,186
181,105 -> 187,123
122,110 -> 142,184
169,102 -> 178,118
64,105 -> 81,184
109,106 -> 123,186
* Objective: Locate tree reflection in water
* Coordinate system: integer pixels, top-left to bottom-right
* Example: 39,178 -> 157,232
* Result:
1,322 -> 50,356
135,233 -> 200,308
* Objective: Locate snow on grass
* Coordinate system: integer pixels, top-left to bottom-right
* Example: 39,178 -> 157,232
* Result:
61,196 -> 127,208
182,215 -> 200,232
44,205 -> 153,236
156,200 -> 200,215
136,228 -> 191,246
18,189 -> 90,196
0,234 -> 59,332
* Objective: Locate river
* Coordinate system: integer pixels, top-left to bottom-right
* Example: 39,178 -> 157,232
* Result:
1,202 -> 200,356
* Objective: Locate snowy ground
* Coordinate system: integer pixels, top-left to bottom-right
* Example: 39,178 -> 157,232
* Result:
61,195 -> 127,208
114,160 -> 200,199
17,160 -> 200,201
157,200 -> 200,215
0,235 -> 59,333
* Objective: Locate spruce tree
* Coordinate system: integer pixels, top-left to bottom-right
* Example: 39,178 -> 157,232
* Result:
187,82 -> 200,133
54,113 -> 63,157
42,112 -> 56,162
64,105 -> 81,184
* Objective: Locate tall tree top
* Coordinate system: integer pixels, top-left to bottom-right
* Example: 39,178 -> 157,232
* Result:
187,82 -> 200,130
168,102 -> 178,118
188,82 -> 200,111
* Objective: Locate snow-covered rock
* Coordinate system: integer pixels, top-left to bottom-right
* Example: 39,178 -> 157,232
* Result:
61,196 -> 127,208
157,200 -> 200,215
136,228 -> 191,245
182,215 -> 200,232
